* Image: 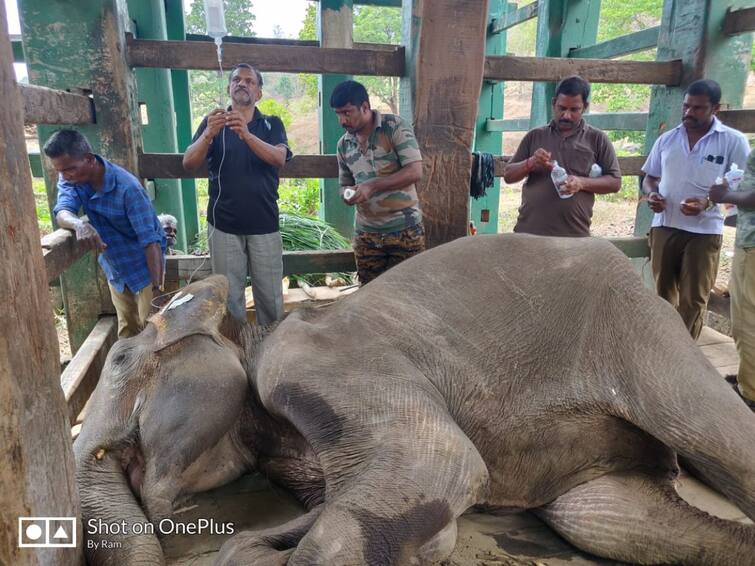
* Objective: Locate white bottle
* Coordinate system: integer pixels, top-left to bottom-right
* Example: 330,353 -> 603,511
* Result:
551,161 -> 570,199
589,163 -> 602,178
724,163 -> 744,191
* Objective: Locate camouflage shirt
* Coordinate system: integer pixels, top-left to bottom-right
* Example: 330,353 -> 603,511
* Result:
736,148 -> 755,249
337,111 -> 423,233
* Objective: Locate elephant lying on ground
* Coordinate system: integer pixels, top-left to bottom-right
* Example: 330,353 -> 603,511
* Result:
74,233 -> 755,565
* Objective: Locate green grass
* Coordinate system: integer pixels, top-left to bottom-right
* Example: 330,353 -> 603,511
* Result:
33,178 -> 53,235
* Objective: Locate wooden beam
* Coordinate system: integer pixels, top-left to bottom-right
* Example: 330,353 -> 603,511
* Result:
138,152 -> 339,179
165,249 -> 357,283
126,35 -> 405,76
20,83 -> 95,125
42,228 -> 90,282
723,6 -> 755,36
486,112 -> 649,132
0,3 -> 81,562
61,316 -> 117,426
489,1 -> 538,34
487,109 -> 755,133
493,155 -> 646,177
484,55 -> 682,85
185,33 -> 399,52
568,27 -> 660,60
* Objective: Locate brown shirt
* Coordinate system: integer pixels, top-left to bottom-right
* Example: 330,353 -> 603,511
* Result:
511,120 -> 621,237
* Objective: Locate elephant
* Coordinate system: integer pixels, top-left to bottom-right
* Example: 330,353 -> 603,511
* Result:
73,233 -> 755,566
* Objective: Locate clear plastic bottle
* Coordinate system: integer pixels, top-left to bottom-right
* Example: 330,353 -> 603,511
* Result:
589,163 -> 602,178
551,161 -> 570,199
722,164 -> 744,220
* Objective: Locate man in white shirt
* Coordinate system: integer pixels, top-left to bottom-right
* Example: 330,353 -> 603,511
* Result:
641,79 -> 750,339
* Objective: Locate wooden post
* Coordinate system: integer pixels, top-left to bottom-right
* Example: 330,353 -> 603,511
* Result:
0,3 -> 81,563
402,0 -> 490,246
319,0 -> 356,238
634,0 -> 753,236
471,0 -> 510,235
529,0 -> 601,128
20,0 -> 144,352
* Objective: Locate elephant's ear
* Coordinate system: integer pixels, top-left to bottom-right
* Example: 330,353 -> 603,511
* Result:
148,275 -> 231,351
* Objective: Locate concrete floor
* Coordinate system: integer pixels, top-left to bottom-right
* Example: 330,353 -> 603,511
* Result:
164,326 -> 750,565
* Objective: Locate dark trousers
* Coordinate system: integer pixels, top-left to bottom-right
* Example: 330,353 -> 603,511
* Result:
353,223 -> 426,285
649,226 -> 722,339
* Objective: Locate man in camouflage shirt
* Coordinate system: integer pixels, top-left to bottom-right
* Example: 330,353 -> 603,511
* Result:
710,148 -> 755,410
331,80 -> 425,285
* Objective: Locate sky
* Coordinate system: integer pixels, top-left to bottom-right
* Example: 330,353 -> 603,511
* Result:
4,0 -> 311,79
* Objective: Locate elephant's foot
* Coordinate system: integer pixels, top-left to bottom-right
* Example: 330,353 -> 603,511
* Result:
534,471 -> 755,566
216,507 -> 322,566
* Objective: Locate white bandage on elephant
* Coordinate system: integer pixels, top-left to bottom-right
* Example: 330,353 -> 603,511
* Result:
74,234 -> 755,566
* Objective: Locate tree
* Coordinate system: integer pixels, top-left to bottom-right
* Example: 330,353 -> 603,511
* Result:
298,3 -> 319,99
184,0 -> 256,124
353,6 -> 401,114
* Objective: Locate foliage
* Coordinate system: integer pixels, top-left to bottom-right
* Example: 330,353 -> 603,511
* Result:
298,4 -> 319,100
257,99 -> 293,129
33,178 -> 52,235
279,178 -> 320,217
353,6 -> 402,114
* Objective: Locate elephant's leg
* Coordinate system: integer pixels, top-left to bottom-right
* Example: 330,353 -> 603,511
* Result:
284,424 -> 488,565
215,506 -> 322,566
534,471 -> 755,566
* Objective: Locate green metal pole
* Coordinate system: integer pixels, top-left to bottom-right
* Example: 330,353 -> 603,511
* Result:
165,0 -> 199,248
529,0 -> 600,128
127,0 -> 187,251
471,0 -> 509,235
319,0 -> 355,238
634,0 -> 753,237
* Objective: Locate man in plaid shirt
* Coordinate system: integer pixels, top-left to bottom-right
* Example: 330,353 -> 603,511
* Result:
46,130 -> 166,338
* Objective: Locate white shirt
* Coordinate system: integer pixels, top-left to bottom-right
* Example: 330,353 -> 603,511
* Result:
642,116 -> 750,234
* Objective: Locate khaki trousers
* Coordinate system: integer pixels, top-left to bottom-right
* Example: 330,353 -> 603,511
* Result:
649,227 -> 722,340
730,246 -> 755,401
109,283 -> 153,338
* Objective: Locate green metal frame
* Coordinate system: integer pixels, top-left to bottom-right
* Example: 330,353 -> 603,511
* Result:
318,0 -> 355,239
568,27 -> 659,60
471,0 -> 510,235
127,0 -> 187,251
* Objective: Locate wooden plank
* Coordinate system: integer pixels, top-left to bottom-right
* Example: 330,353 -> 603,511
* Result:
0,4 -> 81,563
185,33 -> 399,52
126,35 -> 405,77
568,27 -> 660,60
723,6 -> 755,36
165,249 -> 356,283
718,109 -> 755,133
487,112 -> 649,132
61,316 -> 117,426
42,227 -> 90,282
606,236 -> 649,258
489,1 -> 538,34
494,155 -> 646,177
20,83 -> 95,125
138,152 -> 339,179
484,55 -> 682,85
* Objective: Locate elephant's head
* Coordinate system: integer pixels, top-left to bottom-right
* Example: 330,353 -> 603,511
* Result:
74,275 -> 256,565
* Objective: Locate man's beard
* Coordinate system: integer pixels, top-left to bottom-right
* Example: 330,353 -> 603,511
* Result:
232,89 -> 253,105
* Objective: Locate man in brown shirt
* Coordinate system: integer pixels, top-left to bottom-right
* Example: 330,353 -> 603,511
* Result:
504,76 -> 621,237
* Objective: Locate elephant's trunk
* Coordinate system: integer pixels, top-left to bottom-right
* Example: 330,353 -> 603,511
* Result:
75,441 -> 164,565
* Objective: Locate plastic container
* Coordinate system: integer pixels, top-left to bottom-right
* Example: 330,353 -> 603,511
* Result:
724,163 -> 744,191
589,163 -> 602,178
343,188 -> 355,200
551,161 -> 571,199
204,0 -> 227,39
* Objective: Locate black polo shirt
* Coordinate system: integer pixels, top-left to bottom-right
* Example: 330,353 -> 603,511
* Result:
192,107 -> 292,235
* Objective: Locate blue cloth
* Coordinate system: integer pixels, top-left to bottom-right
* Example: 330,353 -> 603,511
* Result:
52,156 -> 165,293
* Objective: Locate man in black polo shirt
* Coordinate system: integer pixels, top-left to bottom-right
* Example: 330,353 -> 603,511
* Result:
184,63 -> 292,325
503,76 -> 621,236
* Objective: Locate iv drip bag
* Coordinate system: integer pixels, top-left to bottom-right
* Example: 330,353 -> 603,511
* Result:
204,0 -> 227,39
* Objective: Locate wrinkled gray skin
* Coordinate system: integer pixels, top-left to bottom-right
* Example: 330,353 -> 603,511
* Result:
74,234 -> 755,566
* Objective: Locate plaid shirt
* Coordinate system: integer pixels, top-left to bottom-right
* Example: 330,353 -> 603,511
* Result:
53,156 -> 165,293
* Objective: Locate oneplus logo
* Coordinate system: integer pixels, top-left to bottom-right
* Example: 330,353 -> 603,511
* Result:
18,517 -> 77,548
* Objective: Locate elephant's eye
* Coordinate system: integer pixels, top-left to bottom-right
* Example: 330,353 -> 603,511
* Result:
113,353 -> 127,365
